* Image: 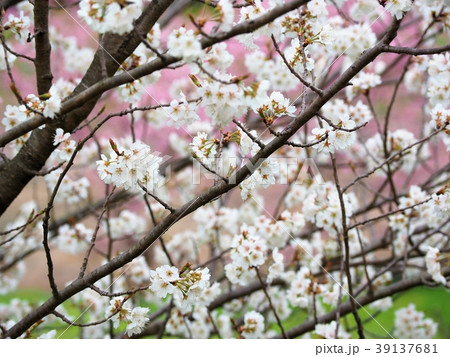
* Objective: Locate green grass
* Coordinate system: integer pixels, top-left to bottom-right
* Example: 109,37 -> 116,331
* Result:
267,286 -> 450,339
0,289 -> 50,303
0,289 -> 80,338
359,286 -> 450,339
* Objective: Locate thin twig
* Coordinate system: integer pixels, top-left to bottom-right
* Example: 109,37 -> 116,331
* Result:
78,188 -> 116,279
255,268 -> 288,339
331,153 -> 365,339
271,34 -> 324,97
139,183 -> 176,213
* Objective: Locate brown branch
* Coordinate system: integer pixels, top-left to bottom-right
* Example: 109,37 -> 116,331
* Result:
232,119 -> 265,149
193,157 -> 229,184
143,194 -> 176,267
348,197 -> 432,231
139,184 -> 176,213
381,44 -> 450,55
343,128 -> 445,193
0,0 -> 176,214
134,278 -> 286,338
0,0 -> 311,152
330,154 -> 365,339
51,297 -> 128,328
354,219 -> 450,298
34,0 -> 53,95
88,283 -> 150,297
78,188 -> 116,279
274,267 -> 450,338
271,34 -> 324,97
255,268 -> 287,338
0,157 -> 192,275
0,37 -> 34,62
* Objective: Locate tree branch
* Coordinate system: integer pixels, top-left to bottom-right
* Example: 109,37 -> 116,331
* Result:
381,44 -> 450,56
274,268 -> 450,338
0,0 -> 175,214
34,0 -> 53,95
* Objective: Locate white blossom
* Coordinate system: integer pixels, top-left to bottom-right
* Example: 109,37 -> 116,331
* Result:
167,27 -> 203,62
256,91 -> 296,124
166,92 -> 200,128
267,248 -> 284,283
126,307 -> 150,337
394,303 -> 437,338
311,115 -> 356,154
106,297 -> 131,329
241,311 -> 265,338
346,72 -> 381,101
4,11 -> 31,41
55,223 -> 91,255
217,0 -> 235,31
386,0 -> 413,20
315,320 -> 350,339
78,0 -> 142,35
96,140 -> 163,193
425,247 -> 446,285
190,132 -> 217,167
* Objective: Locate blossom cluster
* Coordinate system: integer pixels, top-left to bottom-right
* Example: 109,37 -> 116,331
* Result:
55,223 -> 92,255
225,225 -> 267,285
77,0 -> 143,35
2,11 -> 31,42
149,265 -> 215,313
106,297 -> 149,337
394,304 -> 438,339
389,185 -> 449,245
239,158 -> 279,200
45,168 -> 90,204
96,140 -> 163,193
1,90 -> 62,153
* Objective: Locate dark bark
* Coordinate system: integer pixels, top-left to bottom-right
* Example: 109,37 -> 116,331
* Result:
34,0 -> 53,95
0,0 -> 175,214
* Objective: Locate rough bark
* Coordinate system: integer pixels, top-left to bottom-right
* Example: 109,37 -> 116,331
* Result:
0,0 -> 175,213
34,0 -> 53,95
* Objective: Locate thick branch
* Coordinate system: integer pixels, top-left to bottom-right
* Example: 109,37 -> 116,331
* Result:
0,0 -> 175,214
274,268 -> 450,338
34,0 -> 53,95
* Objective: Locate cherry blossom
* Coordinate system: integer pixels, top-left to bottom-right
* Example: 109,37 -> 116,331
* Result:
167,27 -> 203,63
425,247 -> 447,285
394,304 -> 437,338
241,311 -> 265,339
